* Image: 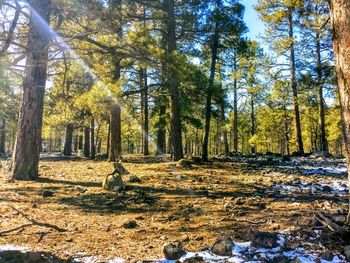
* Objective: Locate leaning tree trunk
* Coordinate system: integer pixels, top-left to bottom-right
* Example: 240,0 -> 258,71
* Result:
329,0 -> 350,223
165,0 -> 183,161
10,0 -> 51,180
63,124 -> 73,156
288,11 -> 304,155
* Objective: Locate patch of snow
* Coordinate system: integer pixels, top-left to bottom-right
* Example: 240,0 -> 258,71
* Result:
0,244 -> 29,252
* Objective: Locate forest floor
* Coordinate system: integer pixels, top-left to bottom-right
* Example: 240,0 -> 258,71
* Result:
0,154 -> 349,262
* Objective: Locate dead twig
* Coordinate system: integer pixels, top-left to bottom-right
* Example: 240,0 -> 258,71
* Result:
315,212 -> 349,235
0,205 -> 67,236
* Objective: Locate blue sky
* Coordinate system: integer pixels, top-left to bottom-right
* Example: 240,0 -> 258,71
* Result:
242,0 -> 265,41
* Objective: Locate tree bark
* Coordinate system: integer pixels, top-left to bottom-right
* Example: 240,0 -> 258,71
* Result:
165,0 -> 183,161
202,6 -> 219,162
156,103 -> 167,155
329,0 -> 350,223
233,50 -> 239,153
140,68 -> 149,155
63,124 -> 73,156
84,126 -> 90,158
250,96 -> 256,154
90,118 -> 95,159
288,11 -> 304,155
10,0 -> 51,180
316,33 -> 329,154
109,103 -> 122,161
221,102 -> 229,156
0,118 -> 5,153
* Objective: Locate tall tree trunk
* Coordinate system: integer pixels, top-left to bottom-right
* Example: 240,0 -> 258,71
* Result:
10,0 -> 51,180
329,0 -> 350,223
106,121 -> 110,156
316,33 -> 329,154
202,10 -> 219,162
0,118 -> 5,153
63,124 -> 73,156
284,107 -> 290,156
140,68 -> 149,155
165,0 -> 183,161
84,126 -> 90,158
90,118 -> 95,159
233,50 -> 239,153
250,96 -> 256,154
109,57 -> 122,161
221,103 -> 229,155
288,11 -> 304,155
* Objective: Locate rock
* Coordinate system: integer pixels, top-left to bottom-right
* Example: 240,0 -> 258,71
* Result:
343,245 -> 350,260
258,202 -> 266,210
182,256 -> 206,263
26,252 -> 42,262
128,175 -> 142,183
211,236 -> 233,257
42,189 -> 54,197
233,197 -> 244,205
178,159 -> 193,168
267,255 -> 292,263
321,251 -> 334,261
251,232 -> 279,248
122,220 -> 138,229
163,242 -> 186,260
322,185 -> 332,192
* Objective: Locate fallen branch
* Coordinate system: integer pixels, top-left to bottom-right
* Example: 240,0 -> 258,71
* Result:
0,206 -> 67,236
315,212 -> 349,235
0,223 -> 33,236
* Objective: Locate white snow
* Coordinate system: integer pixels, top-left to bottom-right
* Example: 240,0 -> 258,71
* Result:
0,235 -> 348,262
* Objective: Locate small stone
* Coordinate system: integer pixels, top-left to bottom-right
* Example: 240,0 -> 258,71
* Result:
183,256 -> 206,263
321,251 -> 334,261
251,232 -> 279,248
233,197 -> 244,205
343,245 -> 350,260
26,252 -> 42,262
258,203 -> 267,210
128,175 -> 142,183
178,159 -> 193,168
267,255 -> 292,263
122,220 -> 138,229
211,236 -> 233,256
163,242 -> 186,260
42,189 -> 54,197
322,185 -> 332,192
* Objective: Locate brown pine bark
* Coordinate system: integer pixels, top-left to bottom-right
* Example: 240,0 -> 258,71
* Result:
109,104 -> 121,161
0,118 -> 5,153
90,118 -> 95,159
84,126 -> 90,158
10,0 -> 51,180
202,11 -> 219,162
329,0 -> 350,223
316,33 -> 329,154
250,96 -> 256,154
288,10 -> 304,155
165,0 -> 183,161
140,68 -> 149,155
63,124 -> 73,156
233,50 -> 239,153
156,103 -> 167,155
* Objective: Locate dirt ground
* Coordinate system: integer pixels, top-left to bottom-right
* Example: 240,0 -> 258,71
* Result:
0,154 -> 348,262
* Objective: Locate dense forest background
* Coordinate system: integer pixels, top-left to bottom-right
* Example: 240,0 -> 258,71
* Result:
0,0 -> 343,162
